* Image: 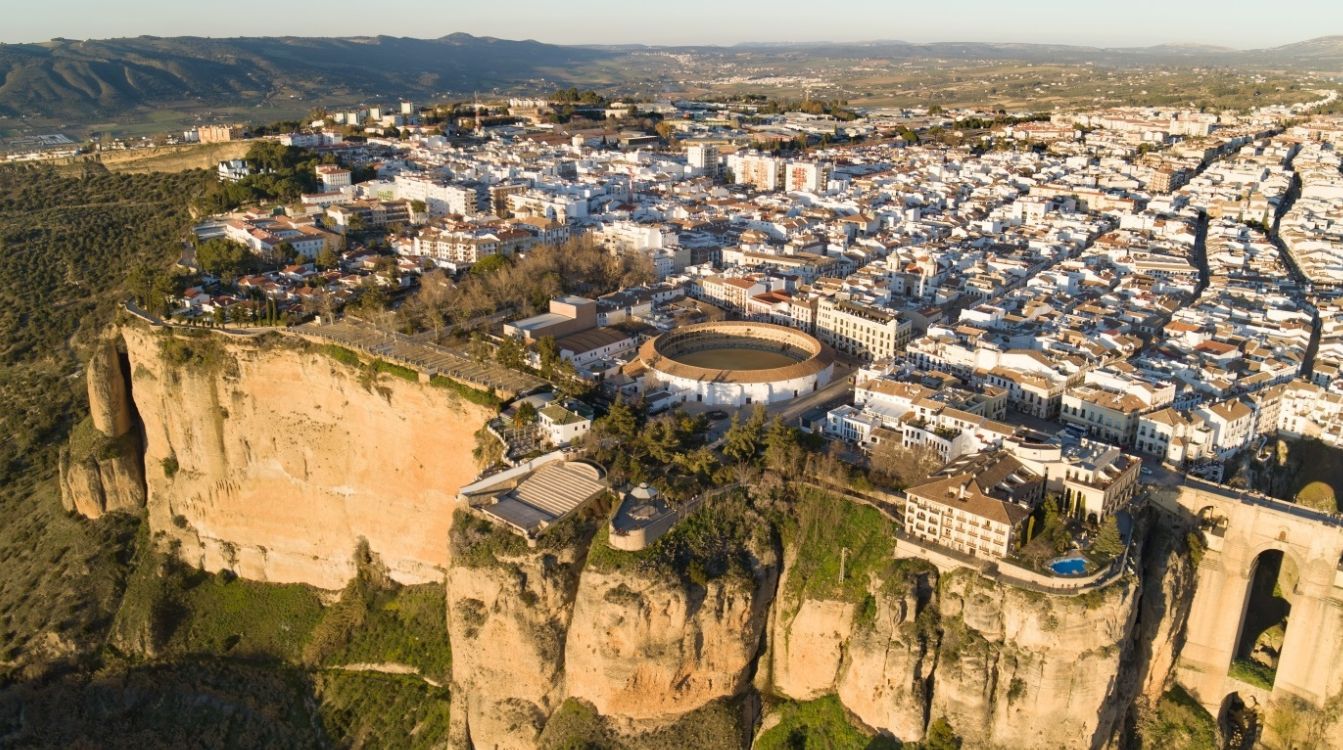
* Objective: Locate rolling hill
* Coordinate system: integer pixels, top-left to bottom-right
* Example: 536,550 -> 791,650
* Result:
1,33 -> 1341,127
0,34 -> 613,120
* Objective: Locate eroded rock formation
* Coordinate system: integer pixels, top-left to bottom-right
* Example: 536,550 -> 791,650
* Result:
64,324 -> 493,589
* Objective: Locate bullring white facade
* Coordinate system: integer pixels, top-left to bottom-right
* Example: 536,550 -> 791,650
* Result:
639,322 -> 836,407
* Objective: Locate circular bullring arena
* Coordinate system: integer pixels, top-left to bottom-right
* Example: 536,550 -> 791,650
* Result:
639,322 -> 836,407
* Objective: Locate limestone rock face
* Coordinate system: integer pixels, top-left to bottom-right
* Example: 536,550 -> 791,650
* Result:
771,597 -> 853,700
120,325 -> 493,589
835,586 -> 934,742
61,337 -> 146,518
58,447 -> 146,519
768,556 -> 933,743
563,561 -> 777,725
932,571 -> 1139,749
87,339 -> 133,438
447,549 -> 586,750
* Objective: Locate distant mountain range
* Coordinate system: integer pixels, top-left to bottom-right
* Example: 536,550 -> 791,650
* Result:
1,33 -> 1341,126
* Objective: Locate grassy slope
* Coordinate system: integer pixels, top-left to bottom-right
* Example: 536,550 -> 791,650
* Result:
0,163 -> 454,746
0,164 -> 207,680
755,695 -> 899,750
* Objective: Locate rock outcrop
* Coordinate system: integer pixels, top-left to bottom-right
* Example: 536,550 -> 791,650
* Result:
68,324 -> 493,589
59,338 -> 145,519
932,570 -> 1138,749
563,560 -> 777,726
447,516 -> 595,750
60,323 -> 1219,750
767,553 -> 935,742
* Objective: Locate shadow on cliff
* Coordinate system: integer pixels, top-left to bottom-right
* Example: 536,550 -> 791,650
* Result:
1108,498 -> 1203,750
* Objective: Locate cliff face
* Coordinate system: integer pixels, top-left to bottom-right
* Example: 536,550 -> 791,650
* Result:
447,517 -> 596,750
70,324 -> 493,590
61,323 -> 1212,749
59,339 -> 145,519
766,551 -> 935,742
932,571 -> 1138,749
563,560 -> 777,726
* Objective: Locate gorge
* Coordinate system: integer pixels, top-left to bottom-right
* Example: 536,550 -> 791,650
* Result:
55,319 -> 1343,748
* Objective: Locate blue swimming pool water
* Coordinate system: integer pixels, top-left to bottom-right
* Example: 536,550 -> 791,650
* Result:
1048,556 -> 1088,576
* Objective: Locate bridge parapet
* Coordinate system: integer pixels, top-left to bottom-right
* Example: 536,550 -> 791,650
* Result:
1165,476 -> 1343,716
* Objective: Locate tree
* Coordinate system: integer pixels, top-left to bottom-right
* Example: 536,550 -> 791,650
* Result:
315,244 -> 339,270
472,425 -> 504,469
196,238 -> 250,277
870,440 -> 944,490
373,255 -> 398,281
722,414 -> 763,465
1092,514 -> 1125,559
536,335 -> 561,378
642,416 -> 682,465
763,418 -> 803,473
495,335 -> 526,370
602,398 -> 639,443
472,253 -> 510,276
513,401 -> 538,428
924,717 -> 962,750
353,281 -> 388,317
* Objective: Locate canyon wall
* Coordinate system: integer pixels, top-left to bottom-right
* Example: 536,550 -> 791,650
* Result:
61,322 -> 1218,749
67,323 -> 493,590
59,338 -> 146,518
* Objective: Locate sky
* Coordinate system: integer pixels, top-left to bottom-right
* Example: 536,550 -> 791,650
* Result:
4,0 -> 1342,49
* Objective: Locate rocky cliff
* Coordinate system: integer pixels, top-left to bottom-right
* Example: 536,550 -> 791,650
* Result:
64,323 -> 494,589
564,554 -> 777,727
59,338 -> 146,519
61,323 -> 1213,749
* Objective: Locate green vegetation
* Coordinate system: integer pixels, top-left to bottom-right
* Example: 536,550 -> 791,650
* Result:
0,164 -> 206,683
0,164 -> 206,482
98,534 -> 453,745
755,695 -> 900,750
539,697 -> 746,750
1092,514 -> 1126,559
780,488 -> 924,603
1134,684 -> 1217,750
318,343 -> 363,367
0,658 -> 325,746
302,548 -> 451,680
450,510 -> 534,568
451,502 -> 606,571
1295,480 -> 1337,513
157,330 -> 231,372
112,531 -> 325,661
194,141 -> 320,213
1243,438 -> 1343,513
314,670 -> 452,749
398,237 -> 653,334
1229,657 -> 1276,690
586,489 -> 763,588
372,358 -> 419,382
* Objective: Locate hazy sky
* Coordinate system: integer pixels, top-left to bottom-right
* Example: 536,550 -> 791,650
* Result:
5,0 -> 1342,48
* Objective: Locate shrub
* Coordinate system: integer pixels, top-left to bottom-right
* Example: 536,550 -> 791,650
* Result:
755,695 -> 899,750
1136,683 -> 1217,750
318,344 -> 362,368
371,359 -> 418,382
429,374 -> 501,407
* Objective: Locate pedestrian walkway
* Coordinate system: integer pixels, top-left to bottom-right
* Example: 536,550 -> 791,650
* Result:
299,320 -> 547,398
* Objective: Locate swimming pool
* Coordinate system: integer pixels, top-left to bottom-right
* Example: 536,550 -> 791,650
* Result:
1048,555 -> 1088,576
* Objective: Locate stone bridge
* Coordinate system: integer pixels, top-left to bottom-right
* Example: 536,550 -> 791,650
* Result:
1157,478 -> 1343,715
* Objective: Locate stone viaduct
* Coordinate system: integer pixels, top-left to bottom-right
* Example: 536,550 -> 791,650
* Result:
1157,478 -> 1343,716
